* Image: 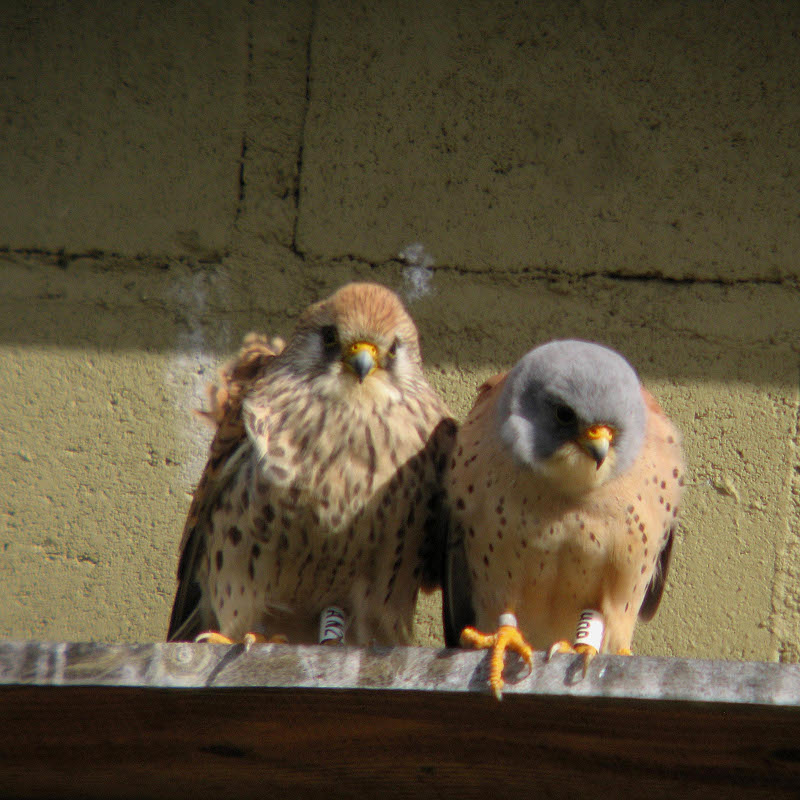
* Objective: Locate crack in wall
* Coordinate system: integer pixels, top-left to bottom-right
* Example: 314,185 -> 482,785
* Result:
3,244 -> 800,292
236,137 -> 248,214
290,0 -> 317,260
233,3 -> 254,227
314,254 -> 800,289
0,247 -> 226,266
1,247 -> 111,267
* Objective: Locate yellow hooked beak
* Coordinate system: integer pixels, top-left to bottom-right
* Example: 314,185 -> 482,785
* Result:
343,341 -> 379,381
579,424 -> 614,469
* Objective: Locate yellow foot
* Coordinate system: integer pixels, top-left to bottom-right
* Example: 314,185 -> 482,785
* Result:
460,615 -> 533,700
546,642 -> 631,675
194,631 -> 287,650
546,640 -> 598,676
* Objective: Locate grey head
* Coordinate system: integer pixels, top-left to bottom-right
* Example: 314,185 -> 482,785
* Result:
496,340 -> 647,481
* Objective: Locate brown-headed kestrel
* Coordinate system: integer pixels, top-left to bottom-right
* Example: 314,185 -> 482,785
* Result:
443,340 -> 684,698
168,282 -> 455,647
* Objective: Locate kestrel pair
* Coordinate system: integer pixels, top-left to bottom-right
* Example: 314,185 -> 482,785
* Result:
168,283 -> 684,700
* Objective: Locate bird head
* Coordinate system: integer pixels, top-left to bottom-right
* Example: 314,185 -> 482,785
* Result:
496,340 -> 647,493
282,282 -> 426,405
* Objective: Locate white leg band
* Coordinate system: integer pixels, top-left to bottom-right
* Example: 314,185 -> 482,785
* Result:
319,606 -> 346,644
573,609 -> 604,651
498,612 -> 518,628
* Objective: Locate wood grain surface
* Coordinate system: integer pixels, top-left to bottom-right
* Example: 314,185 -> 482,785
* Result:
0,642 -> 799,799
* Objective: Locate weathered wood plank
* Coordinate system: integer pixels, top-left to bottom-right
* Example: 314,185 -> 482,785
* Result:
2,641 -> 800,702
0,643 -> 799,799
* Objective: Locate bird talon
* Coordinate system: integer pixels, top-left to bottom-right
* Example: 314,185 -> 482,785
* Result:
461,623 -> 533,700
546,639 -> 575,661
574,642 -> 599,676
546,640 -> 597,677
195,631 -> 284,649
242,632 -> 267,650
194,631 -> 236,645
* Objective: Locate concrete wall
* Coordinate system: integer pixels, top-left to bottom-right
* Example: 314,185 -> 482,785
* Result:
1,0 -> 798,660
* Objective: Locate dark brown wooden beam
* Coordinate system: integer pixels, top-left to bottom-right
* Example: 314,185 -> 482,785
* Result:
1,642 -> 799,799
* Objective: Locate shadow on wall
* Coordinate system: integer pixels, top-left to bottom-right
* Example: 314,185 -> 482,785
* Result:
1,250 -> 798,386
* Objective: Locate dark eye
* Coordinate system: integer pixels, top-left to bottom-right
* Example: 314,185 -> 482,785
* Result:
554,404 -> 577,426
320,325 -> 338,351
387,338 -> 400,358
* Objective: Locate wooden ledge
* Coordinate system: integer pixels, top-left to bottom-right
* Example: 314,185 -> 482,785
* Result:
1,642 -> 799,798
1,640 -> 800,701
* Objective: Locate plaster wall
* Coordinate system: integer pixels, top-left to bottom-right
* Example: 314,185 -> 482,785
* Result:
0,0 -> 798,660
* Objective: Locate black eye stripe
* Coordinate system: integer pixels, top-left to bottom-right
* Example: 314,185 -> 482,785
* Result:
320,325 -> 338,350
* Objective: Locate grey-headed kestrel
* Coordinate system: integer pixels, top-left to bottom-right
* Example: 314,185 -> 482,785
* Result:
443,340 -> 684,697
168,282 -> 455,646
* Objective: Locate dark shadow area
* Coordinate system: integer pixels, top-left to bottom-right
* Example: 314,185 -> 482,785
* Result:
1,250 -> 797,385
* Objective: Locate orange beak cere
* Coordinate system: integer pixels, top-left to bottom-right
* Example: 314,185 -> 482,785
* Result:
580,424 -> 614,468
343,341 -> 379,381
